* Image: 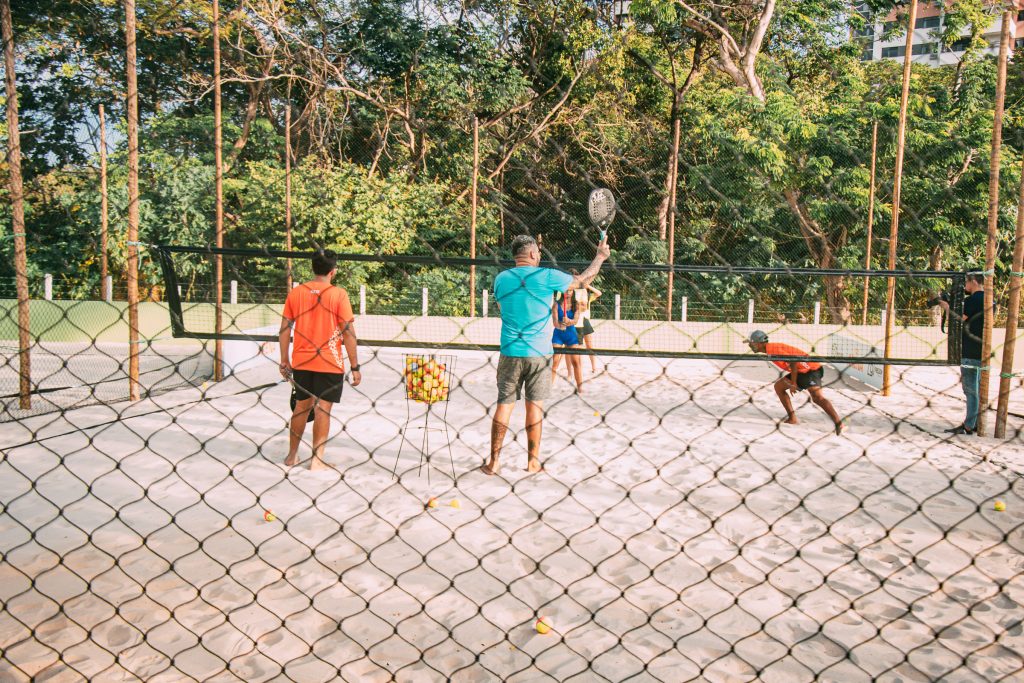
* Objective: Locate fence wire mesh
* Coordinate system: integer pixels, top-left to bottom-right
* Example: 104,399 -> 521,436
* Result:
3,0 -> 1024,680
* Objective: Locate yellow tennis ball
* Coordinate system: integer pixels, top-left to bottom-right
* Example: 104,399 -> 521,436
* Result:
535,616 -> 553,634
449,499 -> 460,509
994,500 -> 1006,512
263,510 -> 276,522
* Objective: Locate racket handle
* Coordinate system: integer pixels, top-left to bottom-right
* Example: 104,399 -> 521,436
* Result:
599,229 -> 607,242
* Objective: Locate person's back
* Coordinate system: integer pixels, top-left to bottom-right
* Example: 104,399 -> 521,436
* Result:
494,266 -> 573,357
764,342 -> 822,374
962,288 -> 985,361
284,282 -> 353,372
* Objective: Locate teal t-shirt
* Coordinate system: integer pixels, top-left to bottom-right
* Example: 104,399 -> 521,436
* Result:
494,266 -> 574,357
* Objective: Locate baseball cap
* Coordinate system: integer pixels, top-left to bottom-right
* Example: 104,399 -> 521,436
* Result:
746,330 -> 769,344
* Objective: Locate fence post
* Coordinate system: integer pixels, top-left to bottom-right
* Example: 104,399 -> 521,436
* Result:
482,289 -> 489,317
359,284 -> 366,316
104,275 -> 113,303
229,279 -> 237,305
814,301 -> 821,325
880,309 -> 887,329
681,296 -> 688,323
177,285 -> 182,298
614,294 -> 621,320
747,299 -> 754,324
44,273 -> 52,301
422,287 -> 428,316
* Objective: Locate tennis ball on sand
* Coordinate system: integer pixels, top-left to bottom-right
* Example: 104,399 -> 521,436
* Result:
994,500 -> 1006,512
263,510 -> 276,522
535,616 -> 553,634
427,497 -> 438,509
449,499 -> 461,509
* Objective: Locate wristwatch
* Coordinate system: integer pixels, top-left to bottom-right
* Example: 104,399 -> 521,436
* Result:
350,364 -> 360,372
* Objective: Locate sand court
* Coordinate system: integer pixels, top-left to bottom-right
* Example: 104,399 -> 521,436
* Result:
0,348 -> 1022,681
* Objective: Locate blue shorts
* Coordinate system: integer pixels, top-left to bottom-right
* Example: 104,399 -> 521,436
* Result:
552,327 -> 579,347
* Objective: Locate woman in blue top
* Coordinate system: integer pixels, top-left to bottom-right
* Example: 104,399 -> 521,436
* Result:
551,293 -> 583,393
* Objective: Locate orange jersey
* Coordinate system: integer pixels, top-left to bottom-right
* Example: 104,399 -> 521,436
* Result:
765,342 -> 821,374
282,282 -> 355,373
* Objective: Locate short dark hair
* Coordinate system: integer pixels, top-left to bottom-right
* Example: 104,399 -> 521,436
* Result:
511,235 -> 537,257
967,272 -> 985,285
312,249 -> 338,276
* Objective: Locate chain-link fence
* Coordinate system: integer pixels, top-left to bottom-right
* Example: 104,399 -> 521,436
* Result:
4,0 -> 1024,680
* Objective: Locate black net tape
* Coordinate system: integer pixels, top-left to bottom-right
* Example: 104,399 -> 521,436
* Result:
1,250 -> 1022,682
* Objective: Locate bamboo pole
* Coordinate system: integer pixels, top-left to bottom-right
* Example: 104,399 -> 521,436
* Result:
2,0 -> 29,409
470,114 -> 478,317
213,0 -> 224,381
124,0 -> 140,401
862,120 -> 877,325
285,84 -> 292,291
666,102 -> 681,321
996,157 -> 1024,438
978,10 -> 1012,435
99,104 -> 109,296
882,0 -> 918,396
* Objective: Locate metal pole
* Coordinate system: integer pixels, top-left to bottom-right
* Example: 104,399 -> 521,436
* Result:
99,103 -> 109,298
212,0 -> 224,382
284,80 -> 292,291
862,120 -> 877,325
979,9 -> 1012,435
681,296 -> 688,323
814,301 -> 821,326
666,105 -> 681,321
469,113 -> 478,317
614,294 -> 621,321
882,0 -> 918,397
422,287 -> 428,316
747,299 -> 754,324
44,274 -> 52,301
230,279 -> 237,305
482,289 -> 489,317
359,284 -> 366,316
2,0 -> 29,408
124,0 -> 141,401
105,275 -> 113,303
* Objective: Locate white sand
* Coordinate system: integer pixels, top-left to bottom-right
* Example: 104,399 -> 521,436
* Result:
1,350 -> 1022,682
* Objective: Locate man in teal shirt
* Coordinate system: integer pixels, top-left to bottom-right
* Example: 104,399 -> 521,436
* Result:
483,234 -> 610,475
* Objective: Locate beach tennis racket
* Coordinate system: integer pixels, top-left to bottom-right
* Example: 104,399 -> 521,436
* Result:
588,188 -> 616,241
289,384 -> 315,423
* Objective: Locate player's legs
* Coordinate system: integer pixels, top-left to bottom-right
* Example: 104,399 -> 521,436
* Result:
310,399 -> 335,471
486,355 -> 522,475
961,360 -> 981,431
569,350 -> 583,392
773,377 -> 798,424
583,333 -> 596,372
525,400 -> 544,473
807,387 -> 843,434
485,402 -> 515,475
551,345 -> 564,382
286,396 -> 315,466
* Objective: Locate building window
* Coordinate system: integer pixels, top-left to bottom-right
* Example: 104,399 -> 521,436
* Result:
854,24 -> 875,38
862,47 -> 874,61
1018,9 -> 1024,22
911,42 -> 936,56
1016,38 -> 1024,49
915,16 -> 940,30
881,46 -> 906,58
945,37 -> 971,52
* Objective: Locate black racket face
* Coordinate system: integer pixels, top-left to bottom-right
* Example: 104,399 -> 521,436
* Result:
588,188 -> 616,228
290,388 -> 315,423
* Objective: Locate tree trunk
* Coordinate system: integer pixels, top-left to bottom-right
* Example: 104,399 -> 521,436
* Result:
213,0 -> 224,382
125,0 -> 141,401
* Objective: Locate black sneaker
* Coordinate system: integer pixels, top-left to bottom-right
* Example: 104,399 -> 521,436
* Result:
944,424 -> 975,436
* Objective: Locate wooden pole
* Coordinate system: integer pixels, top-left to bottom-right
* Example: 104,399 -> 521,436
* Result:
882,0 -> 918,397
666,101 -> 681,321
213,0 -> 224,381
470,114 -> 478,317
124,0 -> 141,401
862,120 -> 877,325
99,104 -> 109,297
996,157 -> 1024,438
285,83 -> 292,291
2,0 -> 29,409
978,9 -> 1012,435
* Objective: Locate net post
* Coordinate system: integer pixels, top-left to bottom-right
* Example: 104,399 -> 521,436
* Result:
681,296 -> 687,323
814,302 -> 821,326
44,274 -> 52,301
230,280 -> 237,305
482,289 -> 488,317
615,294 -> 621,320
359,285 -> 366,316
747,299 -> 754,324
124,0 -> 141,401
422,287 -> 428,316
212,0 -> 224,383
469,113 -> 478,318
154,246 -> 186,338
105,275 -> 113,303
3,0 -> 30,409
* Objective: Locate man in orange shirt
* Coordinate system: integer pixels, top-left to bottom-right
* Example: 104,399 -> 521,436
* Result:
746,330 -> 843,435
278,250 -> 361,471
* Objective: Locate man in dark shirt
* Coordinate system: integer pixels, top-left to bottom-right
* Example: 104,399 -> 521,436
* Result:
939,273 -> 985,435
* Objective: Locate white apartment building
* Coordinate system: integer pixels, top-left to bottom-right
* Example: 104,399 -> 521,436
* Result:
858,2 -> 1024,65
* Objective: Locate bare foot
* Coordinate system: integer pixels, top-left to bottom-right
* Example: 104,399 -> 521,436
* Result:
310,458 -> 333,472
782,417 -> 799,425
284,454 -> 299,467
834,420 -> 844,436
481,462 -> 500,476
526,459 -> 544,474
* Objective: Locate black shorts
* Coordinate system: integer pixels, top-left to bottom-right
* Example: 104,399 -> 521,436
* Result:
292,369 -> 345,403
795,368 -> 824,391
